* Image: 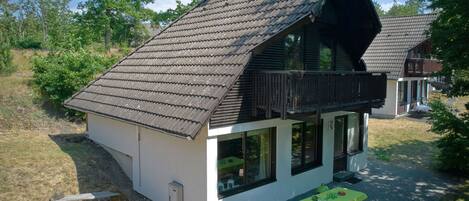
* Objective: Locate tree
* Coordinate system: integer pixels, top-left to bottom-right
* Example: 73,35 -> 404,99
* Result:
373,1 -> 386,16
77,0 -> 155,51
386,0 -> 426,16
428,0 -> 469,174
152,0 -> 199,27
429,0 -> 469,96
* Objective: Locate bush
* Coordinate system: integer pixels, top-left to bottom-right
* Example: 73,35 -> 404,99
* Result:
16,37 -> 42,49
429,100 -> 469,174
32,49 -> 118,117
0,41 -> 15,75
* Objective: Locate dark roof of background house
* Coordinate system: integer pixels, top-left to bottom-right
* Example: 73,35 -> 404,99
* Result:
65,0 -> 321,139
362,13 -> 437,79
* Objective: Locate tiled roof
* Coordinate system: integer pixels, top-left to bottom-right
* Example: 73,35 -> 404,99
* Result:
65,0 -> 320,139
363,13 -> 437,79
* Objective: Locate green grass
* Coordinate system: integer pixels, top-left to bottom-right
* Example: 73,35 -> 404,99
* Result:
368,118 -> 469,200
0,49 -> 134,200
368,118 -> 439,168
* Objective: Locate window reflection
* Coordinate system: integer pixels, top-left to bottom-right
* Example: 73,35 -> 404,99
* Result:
217,128 -> 275,196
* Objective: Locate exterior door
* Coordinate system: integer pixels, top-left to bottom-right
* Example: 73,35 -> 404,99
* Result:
333,116 -> 347,173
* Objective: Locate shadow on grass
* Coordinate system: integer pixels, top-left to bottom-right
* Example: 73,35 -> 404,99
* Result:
369,139 -> 439,169
49,133 -> 148,201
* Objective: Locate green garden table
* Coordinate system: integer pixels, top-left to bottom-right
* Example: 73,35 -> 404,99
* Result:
300,187 -> 368,201
217,156 -> 244,173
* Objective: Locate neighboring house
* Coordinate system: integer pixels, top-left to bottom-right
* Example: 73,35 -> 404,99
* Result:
64,0 -> 386,201
363,14 -> 442,118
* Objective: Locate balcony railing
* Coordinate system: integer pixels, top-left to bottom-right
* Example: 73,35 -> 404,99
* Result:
253,71 -> 387,119
405,58 -> 442,77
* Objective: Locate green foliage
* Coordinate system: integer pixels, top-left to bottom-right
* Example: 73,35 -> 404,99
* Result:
429,100 -> 469,174
32,49 -> 118,117
429,0 -> 469,96
152,0 -> 199,27
374,0 -> 427,17
373,1 -> 386,16
16,36 -> 43,49
77,0 -> 155,50
0,39 -> 14,75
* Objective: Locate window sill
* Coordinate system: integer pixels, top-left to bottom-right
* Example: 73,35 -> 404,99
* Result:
218,178 -> 276,199
348,150 -> 364,156
291,163 -> 323,176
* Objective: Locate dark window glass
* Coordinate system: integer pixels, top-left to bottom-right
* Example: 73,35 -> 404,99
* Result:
217,128 -> 276,197
398,81 -> 408,105
284,31 -> 304,70
334,117 -> 346,158
411,81 -> 418,101
319,42 -> 332,70
291,124 -> 303,169
291,118 -> 322,175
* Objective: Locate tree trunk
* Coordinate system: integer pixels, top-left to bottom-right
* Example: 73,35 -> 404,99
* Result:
104,25 -> 111,52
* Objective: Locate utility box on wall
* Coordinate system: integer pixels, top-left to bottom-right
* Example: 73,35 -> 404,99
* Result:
168,181 -> 183,201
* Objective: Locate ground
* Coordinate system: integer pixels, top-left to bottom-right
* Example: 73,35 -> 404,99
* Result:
366,117 -> 469,201
0,50 -> 145,201
1,49 -> 468,200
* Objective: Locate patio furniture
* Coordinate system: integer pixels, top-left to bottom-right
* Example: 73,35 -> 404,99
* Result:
300,187 -> 368,201
217,156 -> 244,173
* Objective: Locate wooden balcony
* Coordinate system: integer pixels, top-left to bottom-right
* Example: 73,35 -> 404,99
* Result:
405,58 -> 442,77
253,71 -> 387,119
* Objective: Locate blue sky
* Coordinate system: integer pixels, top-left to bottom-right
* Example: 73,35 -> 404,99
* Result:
68,0 -> 406,12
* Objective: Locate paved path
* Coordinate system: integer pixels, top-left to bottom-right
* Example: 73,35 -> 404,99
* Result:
335,159 -> 460,201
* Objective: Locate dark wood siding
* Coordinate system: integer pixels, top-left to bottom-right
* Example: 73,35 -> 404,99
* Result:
209,22 -> 356,128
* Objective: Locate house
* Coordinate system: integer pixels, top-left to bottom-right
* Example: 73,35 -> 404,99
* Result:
363,14 -> 442,118
64,0 -> 386,200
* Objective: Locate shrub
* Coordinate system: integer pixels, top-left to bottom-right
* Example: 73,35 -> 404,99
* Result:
32,49 -> 118,118
16,36 -> 42,49
0,41 -> 14,75
429,100 -> 469,174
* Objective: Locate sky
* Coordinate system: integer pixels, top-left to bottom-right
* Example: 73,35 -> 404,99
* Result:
68,0 -> 406,13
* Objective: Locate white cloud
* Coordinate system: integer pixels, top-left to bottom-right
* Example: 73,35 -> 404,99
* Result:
379,0 -> 405,12
145,0 -> 193,12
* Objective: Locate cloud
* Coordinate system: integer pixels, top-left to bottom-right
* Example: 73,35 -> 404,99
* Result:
377,0 -> 406,12
145,0 -> 194,12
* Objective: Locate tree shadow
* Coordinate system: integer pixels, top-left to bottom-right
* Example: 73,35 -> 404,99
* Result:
49,133 -> 149,201
369,140 -> 438,169
350,140 -> 467,201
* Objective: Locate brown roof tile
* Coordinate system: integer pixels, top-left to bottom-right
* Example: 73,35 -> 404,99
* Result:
363,14 -> 437,79
65,0 -> 319,139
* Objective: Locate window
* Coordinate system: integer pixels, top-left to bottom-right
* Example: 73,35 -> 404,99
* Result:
319,42 -> 333,70
347,113 -> 363,154
422,80 -> 428,99
411,81 -> 418,102
284,31 -> 304,70
398,81 -> 408,106
319,25 -> 335,71
217,128 -> 276,197
291,118 -> 322,175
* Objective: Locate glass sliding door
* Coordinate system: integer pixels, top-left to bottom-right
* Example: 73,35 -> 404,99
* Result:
217,128 -> 276,197
334,116 -> 347,173
291,118 -> 323,175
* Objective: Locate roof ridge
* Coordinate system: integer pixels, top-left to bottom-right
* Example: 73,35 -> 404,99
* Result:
380,12 -> 437,19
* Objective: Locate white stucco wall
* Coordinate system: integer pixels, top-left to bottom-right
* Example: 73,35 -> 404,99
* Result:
87,114 -> 208,201
207,111 -> 368,201
371,80 -> 398,118
372,77 -> 432,118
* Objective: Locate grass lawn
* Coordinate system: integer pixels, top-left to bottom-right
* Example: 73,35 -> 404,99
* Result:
0,50 -> 136,200
368,117 -> 469,200
0,131 -> 129,200
368,118 -> 439,168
